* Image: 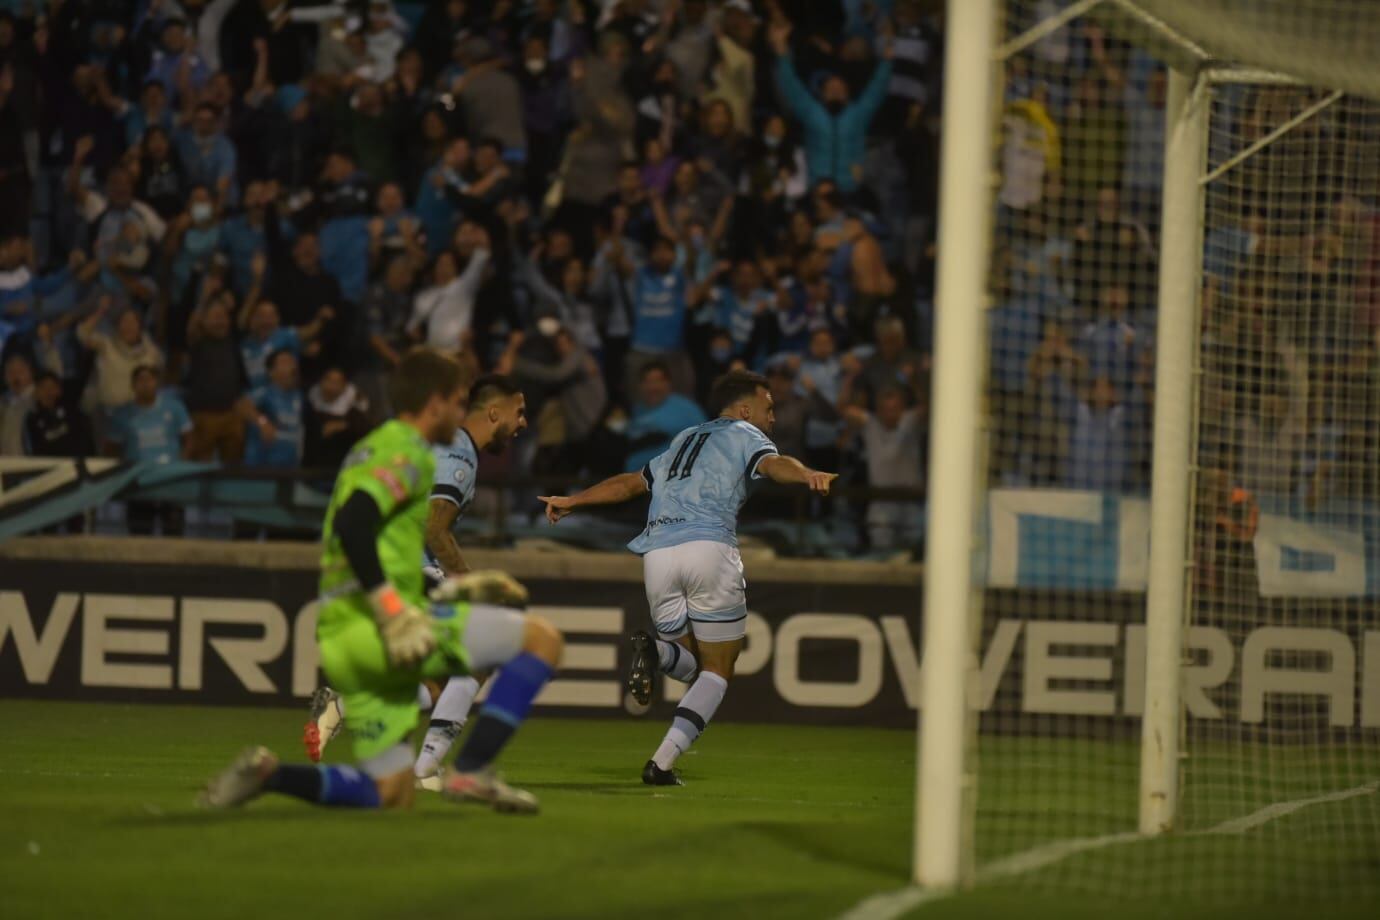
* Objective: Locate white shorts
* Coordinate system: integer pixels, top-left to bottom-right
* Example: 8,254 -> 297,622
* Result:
643,541 -> 747,643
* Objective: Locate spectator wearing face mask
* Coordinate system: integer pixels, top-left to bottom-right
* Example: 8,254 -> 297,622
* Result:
167,185 -> 223,306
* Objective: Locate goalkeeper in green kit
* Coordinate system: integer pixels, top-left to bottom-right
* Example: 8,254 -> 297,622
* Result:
200,349 -> 564,814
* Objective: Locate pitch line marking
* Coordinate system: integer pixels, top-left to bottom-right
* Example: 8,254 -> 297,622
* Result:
837,780 -> 1380,920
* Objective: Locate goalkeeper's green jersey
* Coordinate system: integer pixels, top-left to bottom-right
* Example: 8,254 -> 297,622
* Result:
318,419 -> 436,632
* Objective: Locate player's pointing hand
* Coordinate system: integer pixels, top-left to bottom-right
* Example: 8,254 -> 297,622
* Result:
540,495 -> 576,524
807,471 -> 838,495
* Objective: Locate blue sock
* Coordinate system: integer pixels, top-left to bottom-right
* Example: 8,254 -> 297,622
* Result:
317,765 -> 381,807
265,764 -> 380,808
454,653 -> 554,772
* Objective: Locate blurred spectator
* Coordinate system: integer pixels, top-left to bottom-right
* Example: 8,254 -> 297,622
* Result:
1,351 -> 35,455
147,17 -> 211,106
110,365 -> 191,535
136,125 -> 188,220
1078,282 -> 1140,397
238,298 -> 331,391
844,384 -> 926,553
614,233 -> 707,397
244,348 -> 303,468
501,322 -> 608,475
407,226 -> 490,350
858,315 -> 923,403
305,366 -> 370,469
175,102 -> 238,205
1064,375 -> 1134,492
77,300 -> 165,420
770,20 -> 893,195
123,78 -> 175,147
25,371 -> 94,459
357,254 -> 416,418
450,37 -> 526,166
262,229 -> 343,361
797,326 -> 847,471
624,360 -> 705,473
185,300 -> 247,463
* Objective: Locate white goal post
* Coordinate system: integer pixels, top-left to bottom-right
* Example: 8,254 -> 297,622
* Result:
917,0 -> 1380,895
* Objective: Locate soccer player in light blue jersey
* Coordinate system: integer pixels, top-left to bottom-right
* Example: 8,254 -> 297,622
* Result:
541,370 -> 836,785
414,375 -> 527,784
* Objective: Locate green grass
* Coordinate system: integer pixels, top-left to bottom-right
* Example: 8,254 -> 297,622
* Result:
0,701 -> 1376,920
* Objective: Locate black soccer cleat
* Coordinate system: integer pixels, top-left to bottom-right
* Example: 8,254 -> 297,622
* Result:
642,759 -> 683,787
624,630 -> 658,714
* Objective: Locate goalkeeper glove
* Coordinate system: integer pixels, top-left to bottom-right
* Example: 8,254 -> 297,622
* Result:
428,569 -> 530,609
370,585 -> 436,668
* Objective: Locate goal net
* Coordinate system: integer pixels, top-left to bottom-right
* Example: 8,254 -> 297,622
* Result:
949,0 -> 1380,902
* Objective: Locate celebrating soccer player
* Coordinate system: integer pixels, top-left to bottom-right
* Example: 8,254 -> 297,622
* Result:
540,370 -> 836,785
201,349 -> 562,813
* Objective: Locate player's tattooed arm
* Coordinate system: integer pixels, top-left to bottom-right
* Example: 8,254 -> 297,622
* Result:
425,498 -> 469,576
540,472 -> 649,524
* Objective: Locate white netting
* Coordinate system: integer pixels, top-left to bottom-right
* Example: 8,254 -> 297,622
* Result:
968,0 -> 1380,902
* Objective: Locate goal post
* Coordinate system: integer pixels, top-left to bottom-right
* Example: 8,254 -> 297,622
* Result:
916,0 -> 1380,901
1137,65 -> 1207,836
914,0 -> 1001,889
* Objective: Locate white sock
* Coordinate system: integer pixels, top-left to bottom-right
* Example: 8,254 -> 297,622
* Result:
652,671 -> 728,771
413,677 -> 481,777
656,639 -> 698,682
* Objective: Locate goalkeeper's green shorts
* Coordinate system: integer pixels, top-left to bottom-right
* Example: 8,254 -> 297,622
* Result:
317,603 -> 474,762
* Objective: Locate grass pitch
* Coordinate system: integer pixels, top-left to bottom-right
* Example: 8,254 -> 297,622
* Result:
0,701 -> 1376,919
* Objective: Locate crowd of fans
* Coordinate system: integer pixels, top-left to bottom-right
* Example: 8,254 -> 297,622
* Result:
0,0 -> 1370,552
0,0 -> 945,551
989,11 -> 1380,520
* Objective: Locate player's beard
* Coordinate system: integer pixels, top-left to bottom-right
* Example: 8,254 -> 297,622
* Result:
485,426 -> 512,454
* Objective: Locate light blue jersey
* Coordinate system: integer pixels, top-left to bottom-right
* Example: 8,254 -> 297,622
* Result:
432,428 -> 479,514
628,417 -> 778,555
424,428 -> 480,572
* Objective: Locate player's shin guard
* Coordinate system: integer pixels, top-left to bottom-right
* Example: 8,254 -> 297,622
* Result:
453,653 -> 553,772
415,676 -> 482,777
656,639 -> 698,682
265,764 -> 381,808
652,671 -> 727,771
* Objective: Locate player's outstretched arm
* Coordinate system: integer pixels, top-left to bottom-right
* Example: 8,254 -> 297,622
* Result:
540,472 -> 650,524
757,454 -> 838,495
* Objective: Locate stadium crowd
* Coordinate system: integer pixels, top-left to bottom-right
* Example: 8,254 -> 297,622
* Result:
0,0 -> 1368,550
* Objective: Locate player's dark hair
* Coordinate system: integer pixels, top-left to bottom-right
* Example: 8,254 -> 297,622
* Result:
710,369 -> 769,414
389,348 -> 464,415
130,364 -> 159,384
468,374 -> 522,411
